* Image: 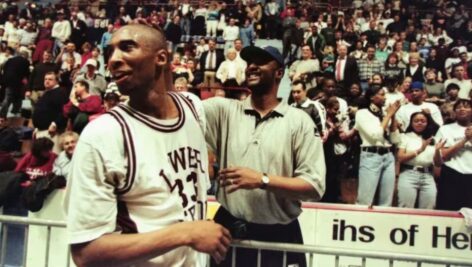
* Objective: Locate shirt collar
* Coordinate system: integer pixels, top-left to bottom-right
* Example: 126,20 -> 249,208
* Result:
242,96 -> 288,117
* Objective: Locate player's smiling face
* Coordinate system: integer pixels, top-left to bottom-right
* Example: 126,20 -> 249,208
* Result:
108,28 -> 158,95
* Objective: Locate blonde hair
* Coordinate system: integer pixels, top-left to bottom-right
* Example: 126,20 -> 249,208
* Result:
60,131 -> 79,148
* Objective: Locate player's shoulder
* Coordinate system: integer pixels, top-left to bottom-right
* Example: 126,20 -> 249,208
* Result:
79,113 -> 122,145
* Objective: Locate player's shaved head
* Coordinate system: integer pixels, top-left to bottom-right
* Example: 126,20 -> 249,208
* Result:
113,24 -> 167,52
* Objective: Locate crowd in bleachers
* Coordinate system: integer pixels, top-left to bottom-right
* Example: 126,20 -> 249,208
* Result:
0,0 -> 471,212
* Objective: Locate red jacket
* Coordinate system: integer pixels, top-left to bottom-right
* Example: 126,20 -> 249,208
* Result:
15,152 -> 57,181
63,95 -> 104,117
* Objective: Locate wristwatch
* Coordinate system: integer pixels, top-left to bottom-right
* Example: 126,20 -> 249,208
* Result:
260,173 -> 270,189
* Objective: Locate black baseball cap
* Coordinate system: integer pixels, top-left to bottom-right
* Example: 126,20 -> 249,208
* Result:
241,45 -> 284,67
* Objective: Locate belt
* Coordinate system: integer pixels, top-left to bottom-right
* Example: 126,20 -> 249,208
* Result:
401,164 -> 433,173
361,146 -> 392,155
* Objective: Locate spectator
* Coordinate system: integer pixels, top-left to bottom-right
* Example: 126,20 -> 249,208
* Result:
425,47 -> 445,80
0,48 -> 30,118
440,83 -> 461,124
18,21 -> 38,49
444,64 -> 471,100
69,11 -> 88,50
195,37 -> 209,60
384,53 -> 404,82
165,15 -> 182,53
358,45 -> 384,91
424,69 -> 445,104
216,48 -> 246,87
289,45 -> 320,88
404,52 -> 426,83
222,18 -> 239,53
0,117 -> 17,172
32,18 -> 54,64
63,80 -> 103,133
264,0 -> 280,40
26,50 -> 60,105
434,99 -> 472,210
171,53 -> 194,83
396,82 -> 443,131
199,38 -> 224,87
349,40 -> 367,60
354,86 -> 400,206
397,111 -> 439,209
239,18 -> 255,48
179,0 -> 192,35
53,131 -> 78,178
100,24 -> 114,65
335,44 -> 360,94
444,47 -> 461,79
206,1 -> 220,38
56,41 -> 81,70
51,11 -> 71,53
74,59 -> 107,96
306,25 -> 325,61
15,137 -> 57,183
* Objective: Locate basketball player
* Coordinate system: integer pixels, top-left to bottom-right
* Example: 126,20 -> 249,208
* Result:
64,24 -> 231,267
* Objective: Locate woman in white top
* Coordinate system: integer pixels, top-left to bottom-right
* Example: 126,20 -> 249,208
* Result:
434,99 -> 472,210
397,111 -> 439,209
354,86 -> 401,206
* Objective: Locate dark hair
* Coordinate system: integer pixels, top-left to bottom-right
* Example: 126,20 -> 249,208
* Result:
405,111 -> 439,139
364,85 -> 383,104
446,83 -> 460,92
75,80 -> 90,92
292,80 -> 306,90
31,138 -> 54,158
44,71 -> 58,81
453,99 -> 471,111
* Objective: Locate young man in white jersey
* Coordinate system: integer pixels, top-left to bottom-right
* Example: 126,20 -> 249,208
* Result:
64,24 -> 231,267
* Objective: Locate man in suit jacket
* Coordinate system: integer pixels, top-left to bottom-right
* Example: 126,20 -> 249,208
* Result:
199,38 -> 225,88
69,11 -> 87,50
334,44 -> 359,96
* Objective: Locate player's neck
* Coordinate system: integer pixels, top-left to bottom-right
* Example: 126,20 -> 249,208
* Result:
129,87 -> 178,120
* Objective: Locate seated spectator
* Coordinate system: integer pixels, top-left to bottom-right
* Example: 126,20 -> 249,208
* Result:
171,53 -> 194,83
396,82 -> 444,131
434,99 -> 472,210
74,59 -> 107,96
56,41 -> 81,70
440,83 -> 461,124
63,80 -> 104,133
53,131 -> 78,178
444,64 -> 471,100
384,53 -> 404,82
384,79 -> 407,108
424,69 -> 445,105
216,48 -> 246,87
15,137 -> 57,185
397,111 -> 439,209
289,45 -> 321,88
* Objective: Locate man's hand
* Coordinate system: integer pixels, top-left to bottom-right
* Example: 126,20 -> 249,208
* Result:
48,122 -> 57,136
184,221 -> 231,264
218,167 -> 263,193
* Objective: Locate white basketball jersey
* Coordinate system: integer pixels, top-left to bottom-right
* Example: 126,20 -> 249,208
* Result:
67,92 -> 209,267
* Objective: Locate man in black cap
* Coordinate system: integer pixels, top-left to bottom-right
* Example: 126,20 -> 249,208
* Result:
204,46 -> 326,267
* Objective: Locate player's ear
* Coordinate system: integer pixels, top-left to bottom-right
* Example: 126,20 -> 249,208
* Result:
155,49 -> 168,67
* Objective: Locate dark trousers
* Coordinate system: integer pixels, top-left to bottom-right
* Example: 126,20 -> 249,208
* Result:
0,87 -> 23,118
211,207 -> 306,267
436,165 -> 472,211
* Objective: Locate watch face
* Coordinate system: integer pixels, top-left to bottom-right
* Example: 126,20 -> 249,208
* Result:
262,175 -> 269,184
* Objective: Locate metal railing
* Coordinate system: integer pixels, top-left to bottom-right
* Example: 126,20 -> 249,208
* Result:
1,215 -> 471,267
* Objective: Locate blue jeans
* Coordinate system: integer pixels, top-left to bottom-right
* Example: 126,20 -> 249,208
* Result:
0,86 -> 23,118
357,151 -> 395,206
397,169 -> 436,209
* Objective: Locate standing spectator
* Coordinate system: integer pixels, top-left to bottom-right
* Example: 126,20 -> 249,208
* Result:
306,25 -> 325,61
18,21 -> 38,49
179,0 -> 193,35
26,50 -> 60,105
56,41 -> 81,70
239,18 -> 255,48
51,11 -> 71,54
397,111 -> 439,209
165,15 -> 182,53
355,86 -> 401,206
32,72 -> 68,154
281,7 -> 296,63
204,45 -> 325,267
264,0 -> 280,40
4,19 -> 21,48
335,44 -> 360,94
100,24 -> 114,66
32,18 -> 54,64
358,45 -> 385,91
444,47 -> 461,79
0,49 -> 30,118
222,18 -> 239,53
289,45 -> 320,88
396,82 -> 443,131
291,80 -> 327,137
206,1 -> 220,38
444,64 -> 471,99
192,1 -> 207,36
74,59 -> 107,96
425,47 -> 445,79
69,11 -> 88,51
404,53 -> 426,83
63,80 -> 103,134
434,99 -> 472,210
216,48 -> 246,87
199,38 -> 224,87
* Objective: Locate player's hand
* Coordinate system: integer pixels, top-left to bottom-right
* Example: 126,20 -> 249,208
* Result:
219,167 -> 263,193
185,220 -> 231,264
